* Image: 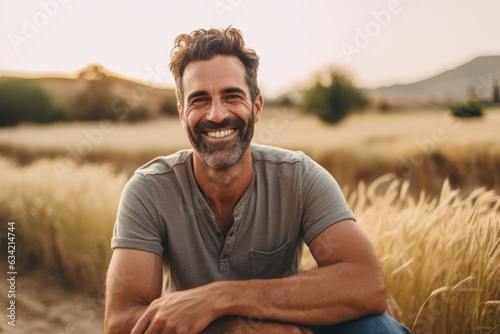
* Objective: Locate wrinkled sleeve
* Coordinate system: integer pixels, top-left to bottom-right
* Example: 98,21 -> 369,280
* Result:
111,173 -> 165,256
300,155 -> 356,245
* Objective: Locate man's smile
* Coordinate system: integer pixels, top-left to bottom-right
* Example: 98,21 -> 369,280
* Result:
205,128 -> 236,139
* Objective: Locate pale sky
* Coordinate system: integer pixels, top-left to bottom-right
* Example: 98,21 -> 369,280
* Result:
1,0 -> 499,98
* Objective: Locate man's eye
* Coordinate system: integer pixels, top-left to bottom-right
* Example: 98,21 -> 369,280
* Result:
192,97 -> 209,104
226,94 -> 241,101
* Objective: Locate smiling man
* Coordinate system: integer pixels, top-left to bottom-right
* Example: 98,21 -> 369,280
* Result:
105,27 -> 411,333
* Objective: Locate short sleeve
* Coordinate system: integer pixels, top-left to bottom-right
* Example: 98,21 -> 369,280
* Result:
300,155 -> 356,245
111,173 -> 165,256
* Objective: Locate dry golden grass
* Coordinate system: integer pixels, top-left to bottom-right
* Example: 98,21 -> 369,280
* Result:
0,156 -> 498,333
1,110 -> 499,331
303,174 -> 500,333
0,157 -> 127,293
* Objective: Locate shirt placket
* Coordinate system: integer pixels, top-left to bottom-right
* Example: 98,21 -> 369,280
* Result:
217,204 -> 244,273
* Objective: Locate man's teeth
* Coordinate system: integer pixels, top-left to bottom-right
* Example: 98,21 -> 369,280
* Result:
206,129 -> 235,138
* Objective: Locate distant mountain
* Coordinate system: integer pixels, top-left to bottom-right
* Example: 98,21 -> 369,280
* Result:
368,55 -> 500,104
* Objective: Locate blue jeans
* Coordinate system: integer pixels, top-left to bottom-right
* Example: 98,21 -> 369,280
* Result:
310,312 -> 411,334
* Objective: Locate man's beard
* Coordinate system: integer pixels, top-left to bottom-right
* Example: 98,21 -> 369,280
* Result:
186,112 -> 255,170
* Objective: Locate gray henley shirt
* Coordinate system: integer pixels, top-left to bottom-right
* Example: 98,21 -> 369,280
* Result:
112,144 -> 355,291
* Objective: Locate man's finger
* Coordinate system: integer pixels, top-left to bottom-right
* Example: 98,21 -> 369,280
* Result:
131,313 -> 151,334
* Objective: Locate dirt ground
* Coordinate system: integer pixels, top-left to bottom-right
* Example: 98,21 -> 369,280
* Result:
0,267 -> 103,333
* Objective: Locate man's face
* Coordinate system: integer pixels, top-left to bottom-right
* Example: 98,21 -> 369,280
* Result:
178,56 -> 262,170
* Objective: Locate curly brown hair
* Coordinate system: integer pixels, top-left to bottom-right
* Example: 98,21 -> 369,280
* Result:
169,27 -> 260,108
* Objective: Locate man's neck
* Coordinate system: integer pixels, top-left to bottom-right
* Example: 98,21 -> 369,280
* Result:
192,148 -> 253,213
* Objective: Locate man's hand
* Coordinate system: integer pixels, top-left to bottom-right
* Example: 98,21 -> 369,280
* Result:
130,287 -> 315,334
131,285 -> 223,334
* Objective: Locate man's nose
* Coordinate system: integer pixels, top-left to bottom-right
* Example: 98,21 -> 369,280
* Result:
206,98 -> 230,123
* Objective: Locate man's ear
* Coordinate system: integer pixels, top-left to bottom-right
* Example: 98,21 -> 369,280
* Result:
253,94 -> 264,123
177,103 -> 186,127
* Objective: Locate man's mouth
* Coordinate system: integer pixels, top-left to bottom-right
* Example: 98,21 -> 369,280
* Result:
205,129 -> 235,138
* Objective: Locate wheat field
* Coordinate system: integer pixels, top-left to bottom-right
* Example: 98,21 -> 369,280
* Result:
0,110 -> 499,333
0,156 -> 498,333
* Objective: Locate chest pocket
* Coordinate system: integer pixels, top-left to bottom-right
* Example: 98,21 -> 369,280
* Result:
249,240 -> 294,279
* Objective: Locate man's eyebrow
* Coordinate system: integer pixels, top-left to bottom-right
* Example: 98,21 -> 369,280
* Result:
186,87 -> 247,103
222,87 -> 247,96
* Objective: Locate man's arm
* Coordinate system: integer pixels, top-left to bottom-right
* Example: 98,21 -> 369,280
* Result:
212,219 -> 387,325
105,248 -> 163,333
105,249 -> 313,334
130,219 -> 386,332
229,219 -> 387,324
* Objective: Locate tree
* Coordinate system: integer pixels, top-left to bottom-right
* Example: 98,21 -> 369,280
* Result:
78,64 -> 106,81
302,70 -> 368,124
71,74 -> 120,121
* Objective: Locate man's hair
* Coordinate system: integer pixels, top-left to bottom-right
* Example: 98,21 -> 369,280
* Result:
169,27 -> 260,108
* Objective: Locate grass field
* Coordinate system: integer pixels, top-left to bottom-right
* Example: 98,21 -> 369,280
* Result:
0,109 -> 499,333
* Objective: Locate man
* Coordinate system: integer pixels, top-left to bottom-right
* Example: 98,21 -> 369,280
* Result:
105,27 -> 410,333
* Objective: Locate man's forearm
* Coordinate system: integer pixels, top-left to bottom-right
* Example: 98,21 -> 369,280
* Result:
211,262 -> 387,326
105,304 -> 148,334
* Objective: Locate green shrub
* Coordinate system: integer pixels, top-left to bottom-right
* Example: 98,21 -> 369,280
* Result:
159,95 -> 178,116
450,100 -> 483,118
301,70 -> 368,124
0,78 -> 66,127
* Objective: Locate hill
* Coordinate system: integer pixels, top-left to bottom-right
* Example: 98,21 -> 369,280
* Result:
1,65 -> 178,119
368,55 -> 500,105
41,75 -> 175,108
4,56 -> 500,114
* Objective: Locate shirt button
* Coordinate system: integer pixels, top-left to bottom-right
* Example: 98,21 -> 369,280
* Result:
219,258 -> 229,272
